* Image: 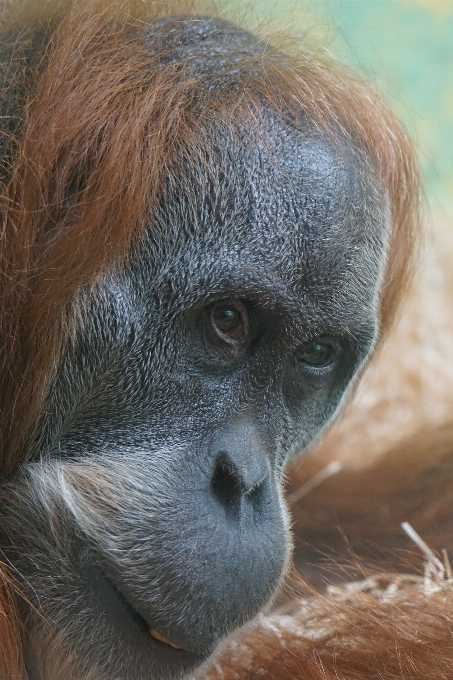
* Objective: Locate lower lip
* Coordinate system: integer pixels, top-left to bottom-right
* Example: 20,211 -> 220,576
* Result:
86,563 -> 200,662
150,628 -> 184,649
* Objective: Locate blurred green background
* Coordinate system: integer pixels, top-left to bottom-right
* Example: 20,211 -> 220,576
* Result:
248,0 -> 453,218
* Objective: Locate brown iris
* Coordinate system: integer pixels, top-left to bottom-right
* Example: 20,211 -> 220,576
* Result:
210,302 -> 248,343
298,340 -> 336,368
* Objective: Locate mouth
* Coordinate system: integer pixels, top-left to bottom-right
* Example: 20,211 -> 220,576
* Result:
86,563 -> 202,662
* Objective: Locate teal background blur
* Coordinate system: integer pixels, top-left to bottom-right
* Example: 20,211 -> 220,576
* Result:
248,0 -> 453,217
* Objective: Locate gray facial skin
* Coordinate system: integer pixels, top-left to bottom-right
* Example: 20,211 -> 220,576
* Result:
0,18 -> 388,680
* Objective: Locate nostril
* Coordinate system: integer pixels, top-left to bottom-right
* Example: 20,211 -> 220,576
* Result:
210,456 -> 242,521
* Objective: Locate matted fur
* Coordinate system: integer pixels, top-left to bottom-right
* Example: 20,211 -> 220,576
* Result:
199,571 -> 453,679
0,1 -> 420,678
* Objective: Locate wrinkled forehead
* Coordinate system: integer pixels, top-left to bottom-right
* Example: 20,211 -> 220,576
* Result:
146,112 -> 389,315
239,116 -> 385,247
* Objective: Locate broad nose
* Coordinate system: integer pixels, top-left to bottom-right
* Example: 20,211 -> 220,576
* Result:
208,417 -> 270,520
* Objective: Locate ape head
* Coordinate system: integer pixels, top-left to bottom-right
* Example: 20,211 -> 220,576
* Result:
0,4 -> 418,680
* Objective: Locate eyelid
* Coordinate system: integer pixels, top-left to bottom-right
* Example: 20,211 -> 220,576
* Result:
300,361 -> 336,378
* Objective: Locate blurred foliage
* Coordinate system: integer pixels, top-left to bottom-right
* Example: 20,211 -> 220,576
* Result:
247,0 -> 453,215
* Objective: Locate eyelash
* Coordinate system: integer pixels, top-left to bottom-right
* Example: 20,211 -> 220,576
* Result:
298,363 -> 336,383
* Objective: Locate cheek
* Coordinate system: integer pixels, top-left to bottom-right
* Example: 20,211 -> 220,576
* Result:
282,365 -> 362,449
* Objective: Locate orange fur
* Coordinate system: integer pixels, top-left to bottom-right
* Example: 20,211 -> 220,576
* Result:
0,561 -> 25,679
201,573 -> 453,679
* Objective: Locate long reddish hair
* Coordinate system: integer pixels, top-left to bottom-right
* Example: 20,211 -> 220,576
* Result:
0,1 -> 419,676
